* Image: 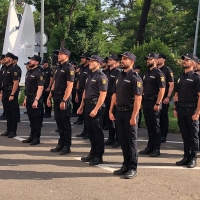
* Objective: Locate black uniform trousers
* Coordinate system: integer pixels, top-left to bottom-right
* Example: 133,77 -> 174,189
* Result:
84,105 -> 105,159
72,89 -> 78,114
115,110 -> 138,170
177,106 -> 199,159
160,102 -> 170,138
2,91 -> 18,133
16,90 -> 20,121
105,97 -> 118,141
143,100 -> 161,150
26,96 -> 42,138
54,94 -> 72,147
43,88 -> 52,116
77,91 -> 84,121
138,108 -> 142,128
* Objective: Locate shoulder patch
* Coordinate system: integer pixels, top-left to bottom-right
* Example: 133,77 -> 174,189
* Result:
137,82 -> 142,88
161,77 -> 165,82
14,72 -> 18,76
40,76 -> 43,81
102,79 -> 107,84
70,70 -> 74,76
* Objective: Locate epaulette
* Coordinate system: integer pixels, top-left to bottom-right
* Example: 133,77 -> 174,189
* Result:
195,72 -> 200,76
133,71 -> 140,77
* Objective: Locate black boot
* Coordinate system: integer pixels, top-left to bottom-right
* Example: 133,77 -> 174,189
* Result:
22,136 -> 33,143
30,138 -> 40,145
1,131 -> 10,136
60,146 -> 71,155
76,128 -> 87,137
50,145 -> 63,152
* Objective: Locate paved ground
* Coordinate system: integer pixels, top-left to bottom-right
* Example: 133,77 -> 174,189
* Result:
0,107 -> 200,200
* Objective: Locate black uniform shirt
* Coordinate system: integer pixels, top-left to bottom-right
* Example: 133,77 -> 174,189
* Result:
159,66 -> 174,97
44,66 -> 53,87
102,68 -> 109,76
2,64 -> 19,88
175,70 -> 200,103
85,69 -> 108,99
143,67 -> 166,96
14,64 -> 22,81
78,65 -> 91,89
107,68 -> 120,96
54,62 -> 75,91
25,67 -> 44,94
112,69 -> 143,106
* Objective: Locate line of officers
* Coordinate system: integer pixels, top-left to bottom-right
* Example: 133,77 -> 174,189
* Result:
0,50 -> 200,179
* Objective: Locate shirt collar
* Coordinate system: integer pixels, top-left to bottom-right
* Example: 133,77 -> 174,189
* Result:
92,69 -> 100,76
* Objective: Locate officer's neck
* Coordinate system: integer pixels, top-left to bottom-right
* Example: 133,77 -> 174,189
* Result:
109,65 -> 116,71
157,64 -> 164,69
184,67 -> 193,74
92,67 -> 99,73
124,66 -> 133,73
60,59 -> 68,65
30,65 -> 38,70
6,62 -> 12,67
149,65 -> 157,71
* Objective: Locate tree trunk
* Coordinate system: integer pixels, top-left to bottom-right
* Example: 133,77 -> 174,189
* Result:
135,0 -> 152,45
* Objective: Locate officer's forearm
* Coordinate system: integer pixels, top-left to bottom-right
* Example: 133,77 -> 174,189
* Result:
80,90 -> 85,108
167,82 -> 174,97
49,78 -> 54,88
76,81 -> 79,90
94,91 -> 107,111
131,95 -> 142,119
35,86 -> 44,100
11,80 -> 19,95
156,88 -> 165,104
109,93 -> 116,112
63,81 -> 74,101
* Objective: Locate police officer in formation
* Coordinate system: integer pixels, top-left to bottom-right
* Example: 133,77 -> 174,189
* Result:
139,53 -> 166,157
77,55 -> 108,165
47,49 -> 75,155
110,52 -> 142,179
104,55 -> 120,148
22,55 -> 44,145
174,53 -> 200,168
0,52 -> 19,138
157,53 -> 174,143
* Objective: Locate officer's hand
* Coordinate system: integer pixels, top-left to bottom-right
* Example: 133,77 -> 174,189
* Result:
60,102 -> 66,110
90,109 -> 98,117
192,113 -> 199,121
153,105 -> 160,112
47,99 -> 52,107
9,96 -> 14,101
45,88 -> 50,92
130,117 -> 137,126
32,100 -> 38,109
109,111 -> 116,121
0,93 -> 2,100
173,110 -> 178,118
23,99 -> 26,107
77,107 -> 83,115
75,93 -> 79,103
163,97 -> 170,105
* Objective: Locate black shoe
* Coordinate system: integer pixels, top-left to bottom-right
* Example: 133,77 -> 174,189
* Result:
76,120 -> 83,125
187,160 -> 197,168
60,146 -> 71,155
83,133 -> 89,139
112,141 -> 120,148
104,139 -> 114,145
139,147 -> 153,155
43,114 -> 51,118
1,131 -> 10,136
71,113 -> 77,117
0,115 -> 6,120
55,129 -> 59,132
161,137 -> 166,143
30,138 -> 40,145
81,155 -> 95,162
176,158 -> 189,166
24,111 -> 27,114
124,170 -> 137,179
76,130 -> 87,137
113,166 -> 128,175
7,132 -> 17,138
89,157 -> 103,165
22,136 -> 33,143
18,119 -> 21,123
103,126 -> 108,130
50,145 -> 64,152
73,120 -> 79,124
150,150 -> 160,157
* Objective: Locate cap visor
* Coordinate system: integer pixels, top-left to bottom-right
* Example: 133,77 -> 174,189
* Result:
182,56 -> 191,60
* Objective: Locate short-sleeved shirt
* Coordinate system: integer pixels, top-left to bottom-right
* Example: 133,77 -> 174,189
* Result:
78,65 -> 91,89
25,67 -> 44,95
112,69 -> 143,106
159,66 -> 174,97
43,66 -> 54,87
175,71 -> 200,103
85,69 -> 108,99
106,68 -> 120,96
14,64 -> 22,81
102,68 -> 109,76
143,67 -> 166,96
54,62 -> 75,91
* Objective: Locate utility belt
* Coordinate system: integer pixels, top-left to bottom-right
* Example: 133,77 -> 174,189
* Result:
25,92 -> 36,98
177,102 -> 197,108
143,95 -> 158,101
2,86 -> 12,91
84,98 -> 98,105
115,104 -> 133,112
77,89 -> 84,93
54,90 -> 65,95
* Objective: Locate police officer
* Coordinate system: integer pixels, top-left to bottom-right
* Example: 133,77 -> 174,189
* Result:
41,60 -> 54,118
22,55 -> 44,145
77,55 -> 108,165
104,55 -> 120,148
75,53 -> 91,138
157,53 -> 174,143
47,49 -> 75,155
174,53 -> 200,168
109,52 -> 142,179
0,52 -> 19,138
139,53 -> 166,157
13,56 -> 22,122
